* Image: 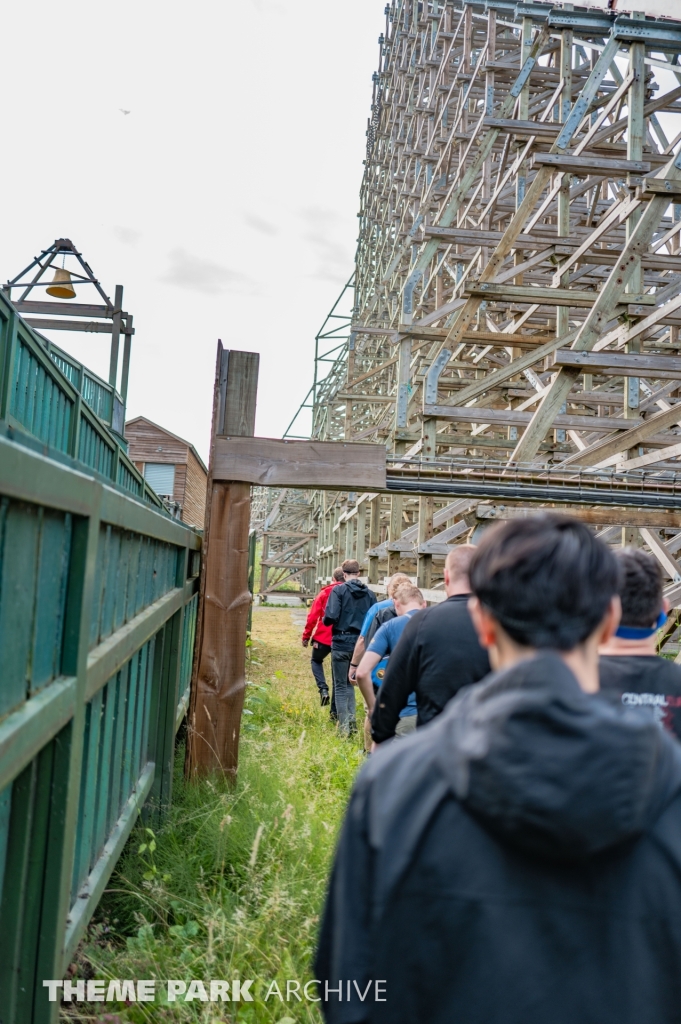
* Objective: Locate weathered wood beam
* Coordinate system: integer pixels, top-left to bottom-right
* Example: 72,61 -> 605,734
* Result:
466,283 -> 655,308
640,528 -> 681,581
213,436 -> 387,489
641,177 -> 681,197
561,400 -> 681,468
615,441 -> 681,471
553,349 -> 681,379
423,403 -> 640,433
532,153 -> 651,175
475,503 -> 681,529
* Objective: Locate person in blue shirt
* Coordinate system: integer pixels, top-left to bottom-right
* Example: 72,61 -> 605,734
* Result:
348,574 -> 411,751
348,573 -> 411,684
355,582 -> 426,739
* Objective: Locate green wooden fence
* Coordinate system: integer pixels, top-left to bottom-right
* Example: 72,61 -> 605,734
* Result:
0,296 -> 202,1022
0,287 -> 162,508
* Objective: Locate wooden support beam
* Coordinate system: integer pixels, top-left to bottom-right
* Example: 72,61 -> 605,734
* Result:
423,403 -> 640,433
466,283 -> 655,308
641,177 -> 681,197
213,436 -> 387,489
531,153 -> 651,176
553,349 -> 681,379
186,346 -> 259,779
475,503 -> 681,529
401,326 -> 553,346
640,528 -> 681,581
368,496 -> 381,584
615,441 -> 681,471
562,399 -> 681,468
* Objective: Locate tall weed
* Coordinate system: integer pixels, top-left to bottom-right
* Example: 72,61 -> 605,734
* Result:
66,610 -> 363,1023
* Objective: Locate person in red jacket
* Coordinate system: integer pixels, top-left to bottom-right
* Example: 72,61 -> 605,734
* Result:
302,567 -> 346,709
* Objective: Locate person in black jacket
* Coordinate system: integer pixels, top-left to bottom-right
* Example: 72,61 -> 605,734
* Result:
599,547 -> 681,738
324,559 -> 377,735
316,514 -> 681,1024
371,545 -> 490,743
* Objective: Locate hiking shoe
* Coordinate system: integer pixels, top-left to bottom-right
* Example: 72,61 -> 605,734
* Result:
320,690 -> 330,707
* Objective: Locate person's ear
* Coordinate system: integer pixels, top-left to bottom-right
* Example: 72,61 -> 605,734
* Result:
663,596 -> 671,615
444,565 -> 451,588
598,595 -> 621,646
468,596 -> 498,649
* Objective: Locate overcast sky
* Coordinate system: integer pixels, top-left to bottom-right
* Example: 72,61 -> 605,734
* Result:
0,0 -> 382,461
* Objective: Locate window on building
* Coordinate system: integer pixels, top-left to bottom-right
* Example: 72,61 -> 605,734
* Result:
144,463 -> 176,497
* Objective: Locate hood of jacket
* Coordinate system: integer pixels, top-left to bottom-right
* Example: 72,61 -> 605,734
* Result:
345,577 -> 370,599
436,652 -> 681,862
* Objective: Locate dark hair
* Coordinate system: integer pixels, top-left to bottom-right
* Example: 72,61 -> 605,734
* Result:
469,514 -> 620,650
616,548 -> 663,627
341,559 -> 360,575
332,566 -> 346,582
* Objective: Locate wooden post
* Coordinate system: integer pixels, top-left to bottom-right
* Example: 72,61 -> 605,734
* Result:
186,344 -> 259,779
625,31 -> 645,452
417,417 -> 436,587
368,496 -> 380,584
388,494 -> 403,576
108,284 -> 123,389
356,500 -> 367,569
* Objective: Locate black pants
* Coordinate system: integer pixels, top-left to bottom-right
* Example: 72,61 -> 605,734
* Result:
311,641 -> 336,715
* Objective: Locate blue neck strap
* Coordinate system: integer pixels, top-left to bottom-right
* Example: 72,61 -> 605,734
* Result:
616,610 -> 667,640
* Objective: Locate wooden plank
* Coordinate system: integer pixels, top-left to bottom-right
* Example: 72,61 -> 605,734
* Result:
0,676 -> 76,794
212,436 -> 388,489
532,153 -> 651,175
553,348 -> 681,379
220,350 -> 259,437
615,441 -> 681,471
474,503 -> 681,529
14,301 -> 114,318
641,177 -> 681,197
482,116 -> 561,136
23,319 -> 130,335
63,762 -> 154,966
467,283 -> 655,307
423,403 -> 639,432
641,527 -> 681,581
400,325 -> 553,346
0,500 -> 40,719
85,585 -> 185,701
562,399 -> 681,467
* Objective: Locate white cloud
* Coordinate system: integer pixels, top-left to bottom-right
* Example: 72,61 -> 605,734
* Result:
161,249 -> 255,296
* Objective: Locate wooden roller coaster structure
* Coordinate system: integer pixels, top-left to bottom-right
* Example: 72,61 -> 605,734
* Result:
258,0 -> 681,637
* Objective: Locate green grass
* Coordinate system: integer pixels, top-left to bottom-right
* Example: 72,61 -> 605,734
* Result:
65,610 -> 364,1023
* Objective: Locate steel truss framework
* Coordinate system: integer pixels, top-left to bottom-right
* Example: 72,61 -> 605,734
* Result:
261,1 -> 681,652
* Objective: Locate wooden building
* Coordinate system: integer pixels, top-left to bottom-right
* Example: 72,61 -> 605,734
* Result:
125,416 -> 208,528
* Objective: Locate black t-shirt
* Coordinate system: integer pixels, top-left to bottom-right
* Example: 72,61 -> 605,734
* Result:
599,655 -> 681,740
371,594 -> 491,742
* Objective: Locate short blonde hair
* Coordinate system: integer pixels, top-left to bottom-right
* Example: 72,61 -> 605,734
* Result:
387,573 -> 412,598
393,582 -> 424,606
445,544 -> 476,582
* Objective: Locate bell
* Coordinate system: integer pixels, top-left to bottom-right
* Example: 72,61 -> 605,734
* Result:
46,268 -> 76,299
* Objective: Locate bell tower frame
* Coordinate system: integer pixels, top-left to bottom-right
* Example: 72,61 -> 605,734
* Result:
2,237 -> 134,406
